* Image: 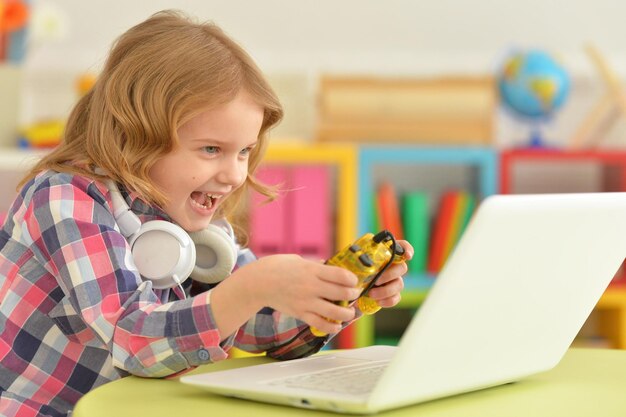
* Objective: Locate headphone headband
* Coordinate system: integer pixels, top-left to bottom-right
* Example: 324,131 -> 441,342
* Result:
105,180 -> 141,237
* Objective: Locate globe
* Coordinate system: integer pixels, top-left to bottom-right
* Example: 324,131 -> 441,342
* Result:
498,50 -> 570,120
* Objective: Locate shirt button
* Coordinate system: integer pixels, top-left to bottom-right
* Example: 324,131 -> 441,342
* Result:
197,348 -> 210,361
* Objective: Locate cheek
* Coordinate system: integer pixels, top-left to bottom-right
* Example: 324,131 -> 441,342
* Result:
236,162 -> 250,187
241,167 -> 251,187
147,166 -> 167,191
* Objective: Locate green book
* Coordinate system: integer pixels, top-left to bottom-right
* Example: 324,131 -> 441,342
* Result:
370,191 -> 381,231
402,192 -> 430,273
461,194 -> 476,232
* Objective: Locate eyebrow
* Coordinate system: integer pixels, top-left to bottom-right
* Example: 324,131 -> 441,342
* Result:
190,138 -> 258,147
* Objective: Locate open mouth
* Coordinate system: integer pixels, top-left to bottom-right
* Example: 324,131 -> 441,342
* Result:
190,191 -> 219,210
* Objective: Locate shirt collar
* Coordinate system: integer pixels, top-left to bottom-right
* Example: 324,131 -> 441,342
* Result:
117,182 -> 173,223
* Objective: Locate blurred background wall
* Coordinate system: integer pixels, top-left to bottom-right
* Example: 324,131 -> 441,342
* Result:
11,0 -> 626,148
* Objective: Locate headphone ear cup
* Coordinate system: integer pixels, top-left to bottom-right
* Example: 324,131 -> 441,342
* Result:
105,179 -> 196,290
188,224 -> 238,284
129,220 -> 196,290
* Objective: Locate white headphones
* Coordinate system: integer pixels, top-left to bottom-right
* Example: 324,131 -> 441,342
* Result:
105,180 -> 238,290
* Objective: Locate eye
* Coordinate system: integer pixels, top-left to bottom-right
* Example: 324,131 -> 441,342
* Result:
239,145 -> 255,157
202,146 -> 220,155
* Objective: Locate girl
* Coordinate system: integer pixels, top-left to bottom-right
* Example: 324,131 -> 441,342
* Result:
0,10 -> 412,417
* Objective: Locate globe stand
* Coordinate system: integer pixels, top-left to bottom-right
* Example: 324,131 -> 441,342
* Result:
528,127 -> 545,148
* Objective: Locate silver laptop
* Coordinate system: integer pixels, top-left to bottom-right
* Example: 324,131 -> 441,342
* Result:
181,192 -> 626,414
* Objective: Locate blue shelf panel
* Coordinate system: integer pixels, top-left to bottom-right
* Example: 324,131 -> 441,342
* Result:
358,145 -> 499,238
404,273 -> 436,292
354,145 -> 499,346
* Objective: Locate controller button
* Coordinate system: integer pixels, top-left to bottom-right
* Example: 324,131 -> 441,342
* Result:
394,243 -> 406,256
358,254 -> 374,267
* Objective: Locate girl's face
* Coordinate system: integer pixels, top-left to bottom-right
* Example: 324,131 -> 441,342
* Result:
148,91 -> 264,232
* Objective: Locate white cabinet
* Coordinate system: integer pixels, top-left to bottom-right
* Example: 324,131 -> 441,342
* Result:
0,148 -> 43,214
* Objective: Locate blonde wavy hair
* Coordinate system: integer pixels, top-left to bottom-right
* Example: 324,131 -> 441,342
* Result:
20,10 -> 283,237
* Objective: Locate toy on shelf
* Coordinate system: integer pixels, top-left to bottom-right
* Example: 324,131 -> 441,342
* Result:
0,0 -> 30,63
569,45 -> 626,149
497,49 -> 570,147
17,72 -> 96,148
76,72 -> 97,96
18,119 -> 64,148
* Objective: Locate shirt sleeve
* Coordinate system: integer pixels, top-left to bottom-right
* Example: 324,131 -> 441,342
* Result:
231,306 -> 362,360
228,247 -> 363,360
21,174 -> 229,378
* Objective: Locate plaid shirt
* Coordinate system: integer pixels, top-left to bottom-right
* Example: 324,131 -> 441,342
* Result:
0,171 -> 343,417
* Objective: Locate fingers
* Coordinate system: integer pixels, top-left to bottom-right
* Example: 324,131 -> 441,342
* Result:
368,277 -> 404,299
305,313 -> 343,335
302,264 -> 360,333
306,302 -> 356,334
367,277 -> 404,305
317,264 -> 359,288
397,240 -> 414,261
313,299 -> 356,323
315,279 -> 361,302
285,263 -> 360,332
371,293 -> 402,308
374,262 -> 408,285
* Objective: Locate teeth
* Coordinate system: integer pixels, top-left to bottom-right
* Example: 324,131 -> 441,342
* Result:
191,192 -> 218,210
205,194 -> 213,209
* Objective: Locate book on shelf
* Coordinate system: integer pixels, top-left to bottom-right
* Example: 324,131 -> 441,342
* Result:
289,165 -> 332,260
441,191 -> 476,264
249,166 -> 289,256
402,192 -> 429,274
369,192 -> 381,232
376,181 -> 404,240
427,191 -> 458,273
369,185 -> 477,276
249,165 -> 332,260
427,190 -> 476,274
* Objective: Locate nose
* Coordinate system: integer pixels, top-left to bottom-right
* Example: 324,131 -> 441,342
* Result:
216,156 -> 247,187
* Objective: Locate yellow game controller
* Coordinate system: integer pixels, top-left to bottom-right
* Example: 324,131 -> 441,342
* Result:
311,230 -> 405,337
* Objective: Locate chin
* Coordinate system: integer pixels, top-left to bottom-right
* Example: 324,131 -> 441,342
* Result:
185,225 -> 209,233
170,215 -> 210,233
185,218 -> 214,233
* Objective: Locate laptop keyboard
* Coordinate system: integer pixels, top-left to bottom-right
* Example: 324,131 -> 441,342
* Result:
267,361 -> 389,395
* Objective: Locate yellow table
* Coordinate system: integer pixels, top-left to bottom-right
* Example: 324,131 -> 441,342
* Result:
74,348 -> 626,417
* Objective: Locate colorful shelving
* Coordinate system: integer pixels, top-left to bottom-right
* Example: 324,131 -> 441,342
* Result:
246,142 -> 359,349
5,144 -> 624,350
500,148 -> 626,349
350,146 -> 499,348
261,142 -> 358,252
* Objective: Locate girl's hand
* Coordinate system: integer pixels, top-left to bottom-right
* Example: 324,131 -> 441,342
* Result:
364,240 -> 414,308
243,254 -> 362,335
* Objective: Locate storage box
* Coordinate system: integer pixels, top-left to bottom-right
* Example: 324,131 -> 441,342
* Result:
317,76 -> 495,144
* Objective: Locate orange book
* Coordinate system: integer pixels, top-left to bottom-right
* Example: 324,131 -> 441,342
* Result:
427,191 -> 458,273
441,192 -> 468,264
334,322 -> 356,349
377,182 -> 404,239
